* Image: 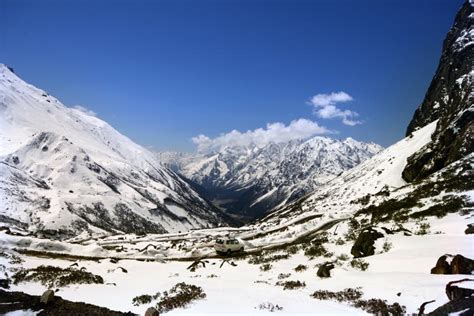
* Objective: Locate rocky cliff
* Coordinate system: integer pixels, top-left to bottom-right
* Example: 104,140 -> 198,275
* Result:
403,0 -> 473,182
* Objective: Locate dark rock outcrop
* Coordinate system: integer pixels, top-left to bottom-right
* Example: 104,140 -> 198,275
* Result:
431,254 -> 474,275
452,255 -> 474,274
427,278 -> 474,315
403,1 -> 473,183
317,262 -> 335,278
446,278 -> 474,301
431,255 -> 452,274
428,297 -> 474,316
40,290 -> 55,305
351,228 -> 384,258
465,223 -> 474,234
0,289 -> 135,315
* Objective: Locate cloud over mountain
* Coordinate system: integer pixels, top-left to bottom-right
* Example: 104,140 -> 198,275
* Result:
192,118 -> 330,152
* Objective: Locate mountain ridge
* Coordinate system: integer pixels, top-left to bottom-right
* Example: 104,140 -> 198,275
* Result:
0,64 -> 235,238
159,136 -> 382,221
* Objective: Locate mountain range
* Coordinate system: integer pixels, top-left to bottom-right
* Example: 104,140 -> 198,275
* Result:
160,137 -> 382,221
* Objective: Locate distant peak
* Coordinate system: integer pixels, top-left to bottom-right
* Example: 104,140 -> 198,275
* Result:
0,63 -> 15,74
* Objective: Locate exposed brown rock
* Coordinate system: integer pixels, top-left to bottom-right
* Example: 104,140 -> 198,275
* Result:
431,254 -> 474,275
451,255 -> 474,274
431,255 -> 452,274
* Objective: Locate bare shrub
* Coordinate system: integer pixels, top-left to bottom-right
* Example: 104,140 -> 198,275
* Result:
277,273 -> 291,279
12,265 -> 103,288
350,259 -> 369,271
311,288 -> 405,316
260,263 -> 272,272
275,280 -> 306,290
156,282 -> 206,313
294,264 -> 307,272
132,292 -> 161,306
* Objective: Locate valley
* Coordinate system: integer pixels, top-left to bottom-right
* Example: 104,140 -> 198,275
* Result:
160,137 -> 382,222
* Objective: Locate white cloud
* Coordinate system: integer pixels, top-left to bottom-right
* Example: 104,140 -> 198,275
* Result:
309,91 -> 362,126
192,118 -> 331,152
71,105 -> 97,117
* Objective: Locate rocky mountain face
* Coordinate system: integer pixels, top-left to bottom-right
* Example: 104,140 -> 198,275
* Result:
403,1 -> 473,182
160,138 -> 382,221
0,65 -> 234,239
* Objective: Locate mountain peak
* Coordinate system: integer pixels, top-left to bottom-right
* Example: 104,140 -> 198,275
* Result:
403,1 -> 473,182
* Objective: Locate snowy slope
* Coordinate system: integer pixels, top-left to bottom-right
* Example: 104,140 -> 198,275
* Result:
0,123 -> 471,313
160,137 -> 382,220
0,64 -> 232,238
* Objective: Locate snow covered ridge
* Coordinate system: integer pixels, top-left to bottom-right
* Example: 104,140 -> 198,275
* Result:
159,137 -> 382,220
0,64 -> 234,238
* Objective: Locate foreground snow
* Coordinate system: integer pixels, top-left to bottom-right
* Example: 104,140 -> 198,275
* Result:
1,213 -> 472,315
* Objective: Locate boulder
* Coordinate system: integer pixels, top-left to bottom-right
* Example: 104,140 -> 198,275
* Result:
317,262 -> 335,278
431,255 -> 451,274
350,228 -> 384,258
431,254 -> 474,275
451,255 -> 474,275
465,224 -> 474,235
144,307 -> 159,316
40,289 -> 55,305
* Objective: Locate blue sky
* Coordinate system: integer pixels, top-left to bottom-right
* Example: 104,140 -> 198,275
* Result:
0,0 -> 464,151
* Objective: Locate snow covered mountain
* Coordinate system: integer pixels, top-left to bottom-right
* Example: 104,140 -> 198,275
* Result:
160,138 -> 382,221
0,64 -> 234,239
